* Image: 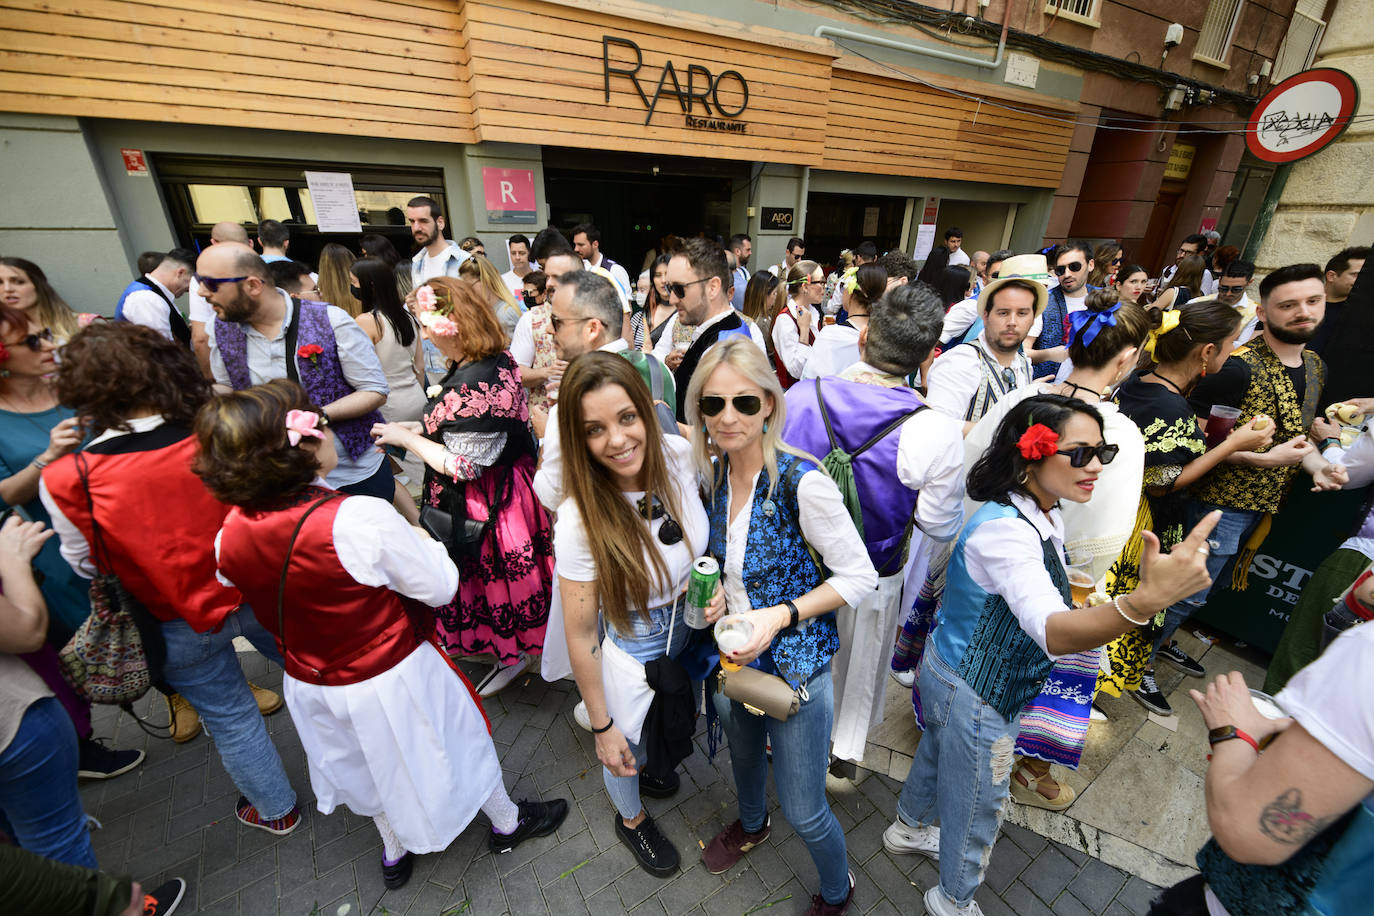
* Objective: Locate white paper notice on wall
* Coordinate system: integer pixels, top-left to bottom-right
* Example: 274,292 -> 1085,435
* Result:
862,206 -> 880,237
304,171 -> 362,233
912,224 -> 937,260
1004,52 -> 1039,90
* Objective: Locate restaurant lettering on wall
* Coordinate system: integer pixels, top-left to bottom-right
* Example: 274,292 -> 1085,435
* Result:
602,36 -> 750,133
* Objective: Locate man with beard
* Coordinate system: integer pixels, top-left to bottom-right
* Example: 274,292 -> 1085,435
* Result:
1030,241 -> 1096,378
924,253 -> 1045,434
727,233 -> 751,310
1157,264 -> 1332,679
406,195 -> 469,287
199,243 -> 391,497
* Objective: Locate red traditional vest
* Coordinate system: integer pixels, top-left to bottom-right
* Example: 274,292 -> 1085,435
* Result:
42,427 -> 241,632
217,490 -> 435,686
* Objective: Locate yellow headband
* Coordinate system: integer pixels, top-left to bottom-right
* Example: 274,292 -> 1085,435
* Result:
1144,309 -> 1181,360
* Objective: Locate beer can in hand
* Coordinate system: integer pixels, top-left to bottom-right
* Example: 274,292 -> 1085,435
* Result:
684,557 -> 720,629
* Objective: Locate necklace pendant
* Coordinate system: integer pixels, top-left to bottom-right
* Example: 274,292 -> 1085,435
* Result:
762,498 -> 776,518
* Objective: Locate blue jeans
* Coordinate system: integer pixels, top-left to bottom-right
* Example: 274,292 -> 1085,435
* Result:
897,649 -> 1019,907
160,607 -> 296,819
603,603 -> 690,820
713,662 -> 849,905
1152,502 -> 1262,660
0,697 -> 96,868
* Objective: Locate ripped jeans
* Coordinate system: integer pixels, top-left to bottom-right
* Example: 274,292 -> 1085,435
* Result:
896,648 -> 1019,907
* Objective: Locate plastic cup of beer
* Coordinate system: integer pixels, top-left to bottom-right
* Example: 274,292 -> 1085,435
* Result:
1249,688 -> 1286,721
1204,405 -> 1242,448
714,616 -> 754,672
1065,562 -> 1095,607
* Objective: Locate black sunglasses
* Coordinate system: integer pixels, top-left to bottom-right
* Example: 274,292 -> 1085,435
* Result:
667,277 -> 709,299
1056,443 -> 1119,468
16,327 -> 53,351
549,314 -> 593,332
1053,262 -> 1084,275
636,495 -> 683,546
698,395 -> 763,417
1217,284 -> 1247,295
195,274 -> 250,293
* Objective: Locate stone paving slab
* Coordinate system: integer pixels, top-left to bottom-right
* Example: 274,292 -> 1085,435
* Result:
81,650 -> 1161,914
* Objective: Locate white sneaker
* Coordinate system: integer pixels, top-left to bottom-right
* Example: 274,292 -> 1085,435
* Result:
477,653 -> 531,697
573,699 -> 593,732
1089,704 -> 1108,722
923,885 -> 983,916
882,819 -> 940,859
890,668 -> 917,688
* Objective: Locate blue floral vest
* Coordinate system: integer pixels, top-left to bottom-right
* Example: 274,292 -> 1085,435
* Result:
707,452 -> 837,688
931,500 -> 1072,719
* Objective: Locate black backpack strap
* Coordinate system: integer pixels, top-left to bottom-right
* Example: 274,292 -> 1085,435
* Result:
852,404 -> 927,459
283,296 -> 303,384
813,379 -> 841,452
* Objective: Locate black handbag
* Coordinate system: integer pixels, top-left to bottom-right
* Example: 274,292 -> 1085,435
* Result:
419,504 -> 488,546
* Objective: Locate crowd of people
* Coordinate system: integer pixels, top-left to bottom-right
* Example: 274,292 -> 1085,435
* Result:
0,201 -> 1371,916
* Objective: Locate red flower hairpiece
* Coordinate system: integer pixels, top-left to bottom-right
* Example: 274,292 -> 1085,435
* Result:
0,340 -> 9,364
1017,423 -> 1059,461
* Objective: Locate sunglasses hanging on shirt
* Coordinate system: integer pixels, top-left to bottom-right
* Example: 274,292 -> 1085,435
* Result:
635,494 -> 684,546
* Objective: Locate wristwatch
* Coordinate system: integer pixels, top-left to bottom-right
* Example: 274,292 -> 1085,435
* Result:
783,599 -> 800,629
1207,725 -> 1259,753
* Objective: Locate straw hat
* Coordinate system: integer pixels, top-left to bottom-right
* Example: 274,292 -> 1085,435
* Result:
977,253 -> 1051,317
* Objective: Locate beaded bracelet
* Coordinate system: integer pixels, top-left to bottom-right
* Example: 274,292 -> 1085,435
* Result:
1113,594 -> 1151,627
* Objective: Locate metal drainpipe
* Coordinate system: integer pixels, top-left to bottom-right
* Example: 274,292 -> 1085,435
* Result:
813,14 -> 1009,71
797,166 -> 811,239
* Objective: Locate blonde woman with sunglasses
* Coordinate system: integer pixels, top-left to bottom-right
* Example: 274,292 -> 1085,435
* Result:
688,338 -> 876,915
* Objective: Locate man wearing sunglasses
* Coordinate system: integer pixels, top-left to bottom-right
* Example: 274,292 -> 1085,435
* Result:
199,243 -> 392,499
782,283 -> 966,764
532,270 -> 678,511
1028,240 -> 1097,379
186,221 -> 251,378
1158,233 -> 1217,299
1188,260 -> 1259,351
926,254 -> 1046,434
652,238 -> 766,421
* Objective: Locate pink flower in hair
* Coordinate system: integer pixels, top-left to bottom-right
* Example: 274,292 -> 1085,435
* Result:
415,285 -> 438,312
430,315 -> 458,337
284,409 -> 326,446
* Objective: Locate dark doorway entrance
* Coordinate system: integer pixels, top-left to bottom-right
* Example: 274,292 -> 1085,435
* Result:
543,148 -> 744,277
802,192 -> 906,270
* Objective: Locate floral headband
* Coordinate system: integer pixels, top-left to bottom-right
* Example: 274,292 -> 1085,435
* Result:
414,284 -> 459,337
284,409 -> 326,446
1067,301 -> 1121,349
1144,308 -> 1185,360
1017,422 -> 1059,460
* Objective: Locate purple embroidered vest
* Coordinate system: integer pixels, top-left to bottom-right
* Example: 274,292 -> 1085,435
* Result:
782,378 -> 924,574
214,299 -> 383,461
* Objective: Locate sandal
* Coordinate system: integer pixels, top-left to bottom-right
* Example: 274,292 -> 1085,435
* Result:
1009,761 -> 1076,811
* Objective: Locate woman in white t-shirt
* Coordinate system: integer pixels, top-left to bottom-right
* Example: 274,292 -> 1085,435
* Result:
553,352 -> 716,880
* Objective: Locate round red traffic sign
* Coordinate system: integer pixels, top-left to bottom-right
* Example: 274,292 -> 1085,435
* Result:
1246,68 -> 1359,164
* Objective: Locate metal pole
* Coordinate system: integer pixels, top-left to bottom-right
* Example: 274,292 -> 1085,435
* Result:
1242,163 -> 1292,265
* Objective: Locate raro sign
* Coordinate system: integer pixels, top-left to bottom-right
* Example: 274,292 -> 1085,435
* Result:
603,36 -> 749,133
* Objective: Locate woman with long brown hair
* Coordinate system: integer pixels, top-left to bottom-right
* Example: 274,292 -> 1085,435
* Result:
372,278 -> 553,696
552,352 -> 715,878
316,243 -> 359,317
0,258 -> 81,344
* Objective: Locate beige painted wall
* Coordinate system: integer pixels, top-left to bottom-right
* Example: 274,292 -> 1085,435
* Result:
1256,2 -> 1374,273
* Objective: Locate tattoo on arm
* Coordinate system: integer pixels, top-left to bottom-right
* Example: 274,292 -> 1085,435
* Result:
590,645 -> 599,658
1258,788 -> 1336,846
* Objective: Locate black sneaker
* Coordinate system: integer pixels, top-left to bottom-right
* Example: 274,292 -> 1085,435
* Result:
1130,672 -> 1173,716
639,769 -> 680,799
77,737 -> 145,780
382,852 -> 413,890
615,812 -> 679,877
141,877 -> 187,916
1158,641 -> 1206,678
488,798 -> 569,854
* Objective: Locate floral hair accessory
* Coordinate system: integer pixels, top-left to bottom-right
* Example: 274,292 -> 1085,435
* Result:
0,339 -> 9,363
426,384 -> 443,398
842,267 -> 860,294
414,283 -> 459,337
284,409 -> 326,446
1017,423 -> 1059,461
1144,308 -> 1181,359
1067,301 -> 1121,349
77,313 -> 101,329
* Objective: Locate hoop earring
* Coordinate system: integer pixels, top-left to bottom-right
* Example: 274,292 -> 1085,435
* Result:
1017,469 -> 1030,485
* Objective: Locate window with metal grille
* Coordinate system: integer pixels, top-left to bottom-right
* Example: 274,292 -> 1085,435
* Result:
1196,0 -> 1246,63
1045,0 -> 1099,20
1271,6 -> 1327,82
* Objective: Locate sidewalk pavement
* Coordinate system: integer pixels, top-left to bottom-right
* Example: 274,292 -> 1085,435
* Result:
80,650 -> 1162,915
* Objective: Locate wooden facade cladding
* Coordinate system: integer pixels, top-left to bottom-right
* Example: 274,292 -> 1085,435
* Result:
0,0 -> 1072,187
0,0 -> 475,143
823,68 -> 1071,187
